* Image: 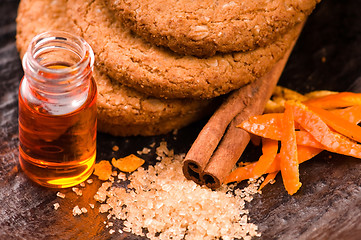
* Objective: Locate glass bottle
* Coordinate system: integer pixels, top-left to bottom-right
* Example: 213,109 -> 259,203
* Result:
18,31 -> 97,188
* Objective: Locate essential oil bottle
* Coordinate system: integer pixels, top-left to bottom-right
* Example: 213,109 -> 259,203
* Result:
18,31 -> 97,188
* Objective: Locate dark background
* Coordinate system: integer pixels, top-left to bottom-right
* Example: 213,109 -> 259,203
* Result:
1,0 -> 361,239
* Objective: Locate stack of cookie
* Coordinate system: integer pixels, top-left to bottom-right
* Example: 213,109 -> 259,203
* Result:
16,0 -> 320,136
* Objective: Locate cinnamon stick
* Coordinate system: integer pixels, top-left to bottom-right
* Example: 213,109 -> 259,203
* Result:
183,22 -> 304,188
202,54 -> 290,188
182,84 -> 258,185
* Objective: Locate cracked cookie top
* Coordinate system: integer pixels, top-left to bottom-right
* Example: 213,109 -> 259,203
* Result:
68,0 -> 302,99
106,0 -> 320,57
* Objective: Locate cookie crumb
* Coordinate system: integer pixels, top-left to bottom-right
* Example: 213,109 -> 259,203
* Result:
109,229 -> 115,234
56,192 -> 65,199
112,145 -> 119,151
86,179 -> 93,184
79,182 -> 86,187
89,203 -> 95,209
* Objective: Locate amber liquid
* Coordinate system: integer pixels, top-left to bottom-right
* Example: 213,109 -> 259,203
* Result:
18,68 -> 97,188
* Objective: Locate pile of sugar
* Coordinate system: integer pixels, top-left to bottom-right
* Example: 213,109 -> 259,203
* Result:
93,142 -> 261,240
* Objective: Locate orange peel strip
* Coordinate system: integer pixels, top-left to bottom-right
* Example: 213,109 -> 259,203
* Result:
253,138 -> 279,178
303,92 -> 361,109
280,102 -> 301,195
331,105 -> 361,125
224,145 -> 322,184
239,114 -> 323,149
290,101 -> 361,159
259,171 -> 279,190
307,105 -> 361,143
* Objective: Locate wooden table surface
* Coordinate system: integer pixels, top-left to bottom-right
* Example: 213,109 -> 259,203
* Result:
1,0 -> 361,239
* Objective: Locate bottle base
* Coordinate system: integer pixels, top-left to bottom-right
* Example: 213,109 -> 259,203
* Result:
19,150 -> 96,188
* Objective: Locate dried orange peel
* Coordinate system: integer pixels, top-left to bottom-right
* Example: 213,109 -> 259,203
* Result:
279,102 -> 301,195
226,91 -> 361,195
252,138 -> 278,178
259,171 -> 278,190
112,154 -> 145,173
224,146 -> 322,185
306,104 -> 361,143
93,154 -> 145,181
93,160 -> 112,180
240,113 -> 324,149
303,92 -> 361,109
331,105 -> 361,125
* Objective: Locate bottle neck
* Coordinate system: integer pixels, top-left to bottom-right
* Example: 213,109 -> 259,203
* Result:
21,31 -> 95,115
22,31 -> 94,96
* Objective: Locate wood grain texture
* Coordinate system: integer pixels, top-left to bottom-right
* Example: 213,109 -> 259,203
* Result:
1,0 -> 361,239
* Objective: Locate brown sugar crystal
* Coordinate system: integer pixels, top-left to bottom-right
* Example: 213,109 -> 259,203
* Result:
92,141 -> 261,240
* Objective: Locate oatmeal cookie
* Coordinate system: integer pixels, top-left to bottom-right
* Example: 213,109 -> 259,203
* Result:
94,68 -> 215,136
107,0 -> 320,57
68,0 -> 303,99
